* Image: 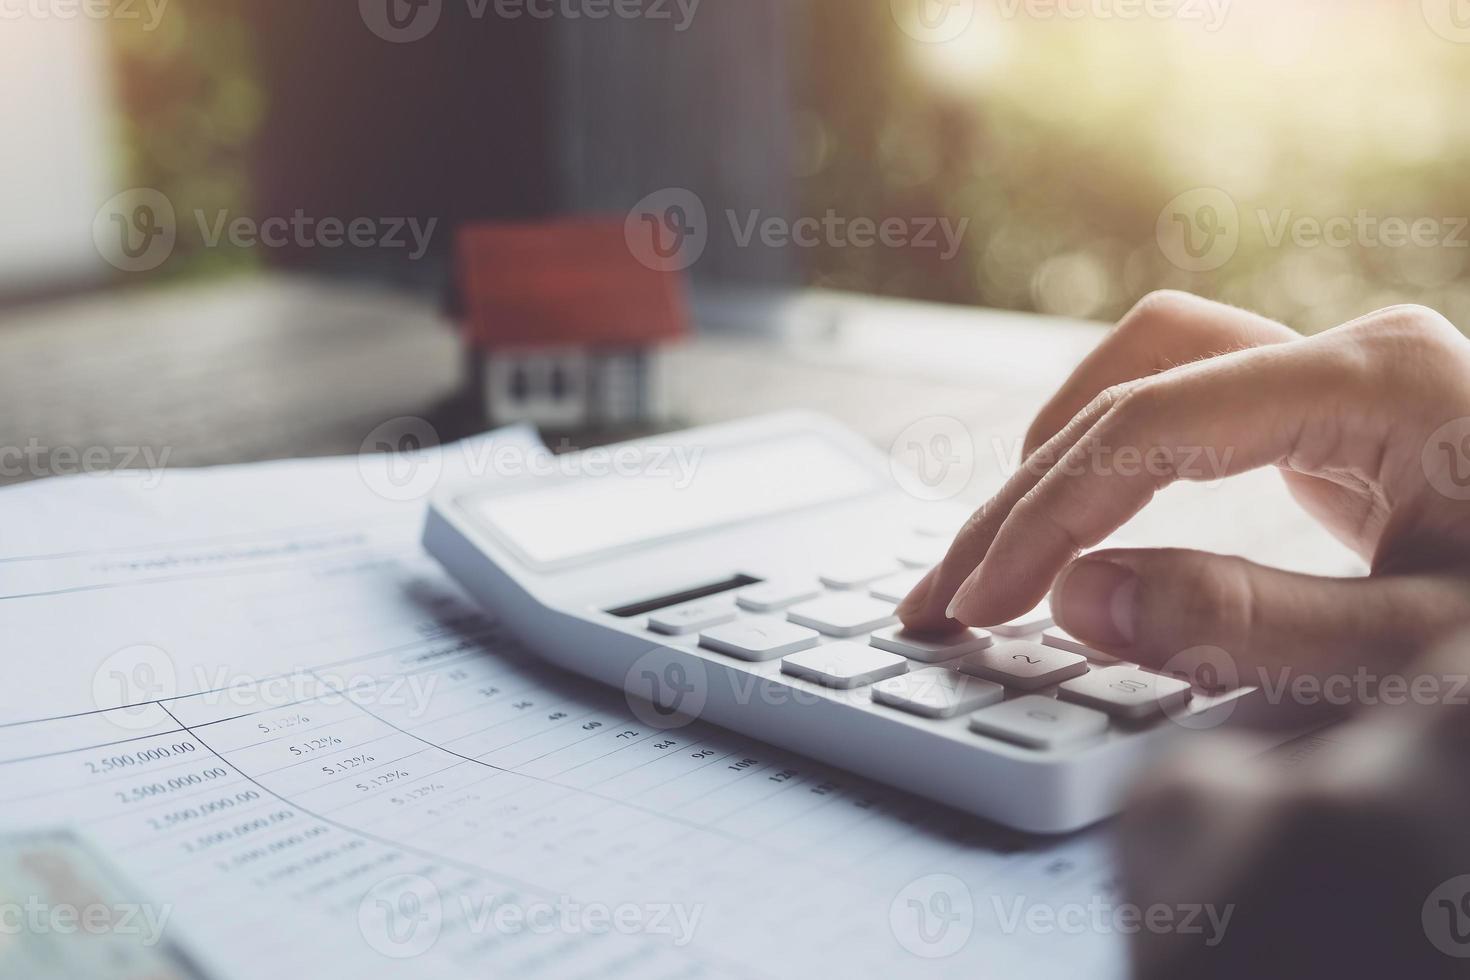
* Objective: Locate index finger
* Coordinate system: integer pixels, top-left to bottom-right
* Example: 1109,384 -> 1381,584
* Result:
900,295 -> 1294,633
950,343 -> 1327,627
1024,292 -> 1296,458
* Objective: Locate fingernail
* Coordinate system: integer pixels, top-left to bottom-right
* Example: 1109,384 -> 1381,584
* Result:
1053,559 -> 1138,648
945,565 -> 984,621
897,567 -> 937,618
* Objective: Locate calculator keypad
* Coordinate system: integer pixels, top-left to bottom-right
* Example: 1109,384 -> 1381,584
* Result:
957,641 -> 1088,691
699,621 -> 820,663
781,643 -> 908,690
868,570 -> 928,604
968,696 -> 1109,750
872,668 -> 1003,719
1058,666 -> 1192,721
787,594 -> 898,638
638,552 -> 1217,753
818,561 -> 902,591
990,600 -> 1055,637
647,602 -> 737,636
735,580 -> 822,613
869,624 -> 992,664
1042,627 -> 1123,664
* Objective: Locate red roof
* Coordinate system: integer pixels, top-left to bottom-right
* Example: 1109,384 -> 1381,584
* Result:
456,216 -> 691,351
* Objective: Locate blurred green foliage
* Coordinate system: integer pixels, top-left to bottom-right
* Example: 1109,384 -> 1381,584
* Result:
108,0 -> 263,278
796,0 -> 1470,332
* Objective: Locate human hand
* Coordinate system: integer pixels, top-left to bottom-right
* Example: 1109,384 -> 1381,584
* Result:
899,291 -> 1470,679
1118,634 -> 1470,979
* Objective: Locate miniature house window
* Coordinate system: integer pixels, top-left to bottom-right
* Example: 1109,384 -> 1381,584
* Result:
455,218 -> 690,431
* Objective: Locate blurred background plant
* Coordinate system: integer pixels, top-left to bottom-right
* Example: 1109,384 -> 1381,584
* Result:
108,0 -> 263,279
796,0 -> 1470,333
7,0 -> 1468,334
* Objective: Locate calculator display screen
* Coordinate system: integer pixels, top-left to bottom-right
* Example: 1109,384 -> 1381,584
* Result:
468,433 -> 880,567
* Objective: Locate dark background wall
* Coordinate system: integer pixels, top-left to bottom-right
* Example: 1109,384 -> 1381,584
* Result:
245,2 -> 559,287
244,0 -> 796,290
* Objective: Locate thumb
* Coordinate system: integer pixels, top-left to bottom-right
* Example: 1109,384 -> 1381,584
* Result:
1049,549 -> 1470,680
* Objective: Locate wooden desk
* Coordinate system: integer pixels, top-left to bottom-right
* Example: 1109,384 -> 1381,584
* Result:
0,274 -> 1352,576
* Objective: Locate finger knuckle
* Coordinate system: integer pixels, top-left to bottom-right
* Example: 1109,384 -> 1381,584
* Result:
1331,305 -> 1469,393
1120,290 -> 1204,342
1109,378 -> 1173,425
1374,303 -> 1458,338
1021,420 -> 1049,459
1090,379 -> 1146,418
1012,488 -> 1087,553
957,501 -> 991,540
1351,304 -> 1464,356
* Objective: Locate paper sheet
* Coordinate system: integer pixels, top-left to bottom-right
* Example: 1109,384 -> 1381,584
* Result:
0,430 -> 1128,979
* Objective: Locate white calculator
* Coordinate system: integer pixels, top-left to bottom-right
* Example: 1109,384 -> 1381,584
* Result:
425,412 -> 1290,834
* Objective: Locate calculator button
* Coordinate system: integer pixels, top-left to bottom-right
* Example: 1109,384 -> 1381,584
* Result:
872,668 -> 1004,719
647,603 -> 736,636
698,621 -> 820,663
1042,628 -> 1123,664
958,641 -> 1088,691
990,600 -> 1054,637
1058,667 -> 1192,721
869,570 -> 928,604
968,696 -> 1109,750
869,624 -> 993,664
736,580 -> 822,613
819,561 -> 901,591
896,538 -> 947,569
781,643 -> 908,690
787,594 -> 898,638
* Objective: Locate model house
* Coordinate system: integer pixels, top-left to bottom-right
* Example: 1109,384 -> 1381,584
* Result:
454,217 -> 690,428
